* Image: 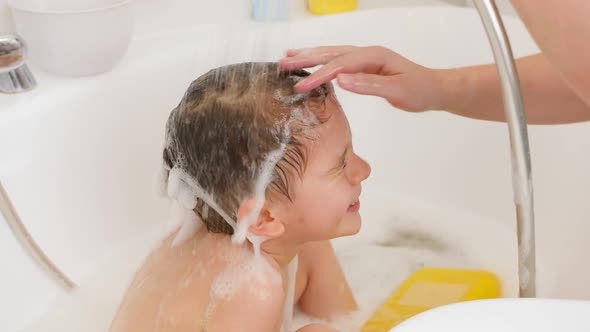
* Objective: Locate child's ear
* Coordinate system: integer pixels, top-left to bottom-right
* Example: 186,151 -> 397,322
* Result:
237,199 -> 285,238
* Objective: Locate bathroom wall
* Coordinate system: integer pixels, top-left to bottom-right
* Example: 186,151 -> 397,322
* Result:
131,0 -> 451,38
0,0 -> 431,33
0,0 -> 517,35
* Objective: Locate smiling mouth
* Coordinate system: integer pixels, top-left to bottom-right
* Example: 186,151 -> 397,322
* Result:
347,199 -> 360,213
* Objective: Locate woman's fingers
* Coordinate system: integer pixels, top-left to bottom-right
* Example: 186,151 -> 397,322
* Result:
293,47 -> 395,92
278,45 -> 439,112
279,45 -> 357,70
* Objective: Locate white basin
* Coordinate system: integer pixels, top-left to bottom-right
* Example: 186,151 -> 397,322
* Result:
1,5 -> 590,332
393,298 -> 590,332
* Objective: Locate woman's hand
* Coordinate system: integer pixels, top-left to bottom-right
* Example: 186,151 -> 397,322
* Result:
279,45 -> 447,112
280,46 -> 590,124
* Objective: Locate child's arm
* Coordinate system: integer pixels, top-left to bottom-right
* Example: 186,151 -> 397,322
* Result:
297,240 -> 357,318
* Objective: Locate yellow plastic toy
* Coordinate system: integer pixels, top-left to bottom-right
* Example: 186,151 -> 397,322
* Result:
307,0 -> 358,15
361,268 -> 501,332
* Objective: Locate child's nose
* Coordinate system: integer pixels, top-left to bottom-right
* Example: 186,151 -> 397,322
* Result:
348,154 -> 371,184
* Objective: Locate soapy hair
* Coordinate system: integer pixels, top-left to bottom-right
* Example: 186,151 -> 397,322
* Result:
163,62 -> 332,235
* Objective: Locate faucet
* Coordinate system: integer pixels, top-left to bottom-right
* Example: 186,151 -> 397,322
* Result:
0,181 -> 76,291
474,0 -> 536,298
0,33 -> 36,93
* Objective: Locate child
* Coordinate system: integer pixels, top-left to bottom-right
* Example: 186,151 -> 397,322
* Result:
110,62 -> 371,332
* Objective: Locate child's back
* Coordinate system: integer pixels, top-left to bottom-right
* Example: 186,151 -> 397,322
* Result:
110,228 -> 284,332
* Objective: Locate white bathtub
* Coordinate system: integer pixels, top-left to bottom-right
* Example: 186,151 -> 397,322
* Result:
1,6 -> 590,332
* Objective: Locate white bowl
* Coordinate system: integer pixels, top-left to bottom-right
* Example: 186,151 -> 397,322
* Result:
9,0 -> 134,76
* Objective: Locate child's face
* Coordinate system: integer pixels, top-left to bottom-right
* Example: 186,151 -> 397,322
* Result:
277,96 -> 371,243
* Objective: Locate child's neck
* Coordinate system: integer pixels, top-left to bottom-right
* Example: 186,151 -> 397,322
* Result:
260,238 -> 302,271
199,230 -> 300,272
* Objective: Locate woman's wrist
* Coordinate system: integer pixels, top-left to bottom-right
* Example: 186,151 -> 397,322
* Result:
432,67 -> 471,115
433,65 -> 502,121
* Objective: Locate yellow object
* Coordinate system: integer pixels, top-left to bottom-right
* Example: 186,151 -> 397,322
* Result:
307,0 -> 358,15
361,268 -> 501,332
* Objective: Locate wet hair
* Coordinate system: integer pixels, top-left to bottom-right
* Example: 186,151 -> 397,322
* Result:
163,62 -> 332,235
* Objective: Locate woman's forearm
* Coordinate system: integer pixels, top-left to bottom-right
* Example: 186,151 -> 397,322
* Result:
438,54 -> 590,124
510,0 -> 590,106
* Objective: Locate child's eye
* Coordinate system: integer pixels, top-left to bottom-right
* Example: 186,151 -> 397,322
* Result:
340,157 -> 347,169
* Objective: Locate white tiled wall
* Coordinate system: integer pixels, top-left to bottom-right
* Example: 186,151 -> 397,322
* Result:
133,0 -> 450,38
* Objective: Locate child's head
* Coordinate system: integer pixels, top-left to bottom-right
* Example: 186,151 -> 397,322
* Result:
163,62 -> 370,244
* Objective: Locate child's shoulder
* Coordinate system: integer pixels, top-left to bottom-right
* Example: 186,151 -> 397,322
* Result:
205,258 -> 286,332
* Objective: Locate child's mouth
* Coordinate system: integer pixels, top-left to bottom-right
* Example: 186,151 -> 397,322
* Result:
347,199 -> 360,213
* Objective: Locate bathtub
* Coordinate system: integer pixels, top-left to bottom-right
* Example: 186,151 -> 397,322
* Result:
1,5 -> 590,332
